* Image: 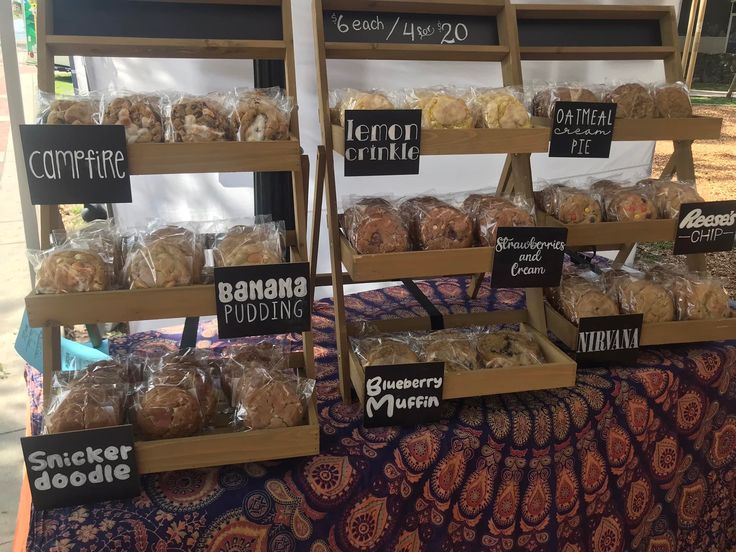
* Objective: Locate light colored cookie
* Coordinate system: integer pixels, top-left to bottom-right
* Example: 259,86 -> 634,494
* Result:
363,339 -> 418,366
236,373 -> 305,429
654,84 -> 692,118
36,249 -> 108,294
422,330 -> 478,372
618,278 -> 675,323
214,225 -> 282,267
604,83 -> 655,119
135,385 -> 202,440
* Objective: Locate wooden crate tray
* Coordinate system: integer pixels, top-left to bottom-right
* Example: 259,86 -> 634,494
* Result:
127,140 -> 302,175
536,212 -> 677,248
347,311 -> 577,402
135,351 -> 317,473
339,233 -> 492,282
531,116 -> 722,142
331,124 -> 550,156
545,302 -> 736,349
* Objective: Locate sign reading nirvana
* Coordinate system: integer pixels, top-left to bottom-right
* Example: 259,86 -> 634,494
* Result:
214,262 -> 311,339
549,102 -> 617,159
343,110 -> 422,177
21,425 -> 140,510
363,362 -> 444,427
576,314 -> 643,365
673,200 -> 736,255
19,124 -> 131,205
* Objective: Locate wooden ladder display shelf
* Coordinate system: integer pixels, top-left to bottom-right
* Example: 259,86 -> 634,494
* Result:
311,0 -> 577,406
25,0 -> 318,474
511,4 -> 734,348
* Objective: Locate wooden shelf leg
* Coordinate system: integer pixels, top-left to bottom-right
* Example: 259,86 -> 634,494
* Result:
310,146 -> 326,285
302,331 -> 316,379
613,243 -> 635,267
468,273 -> 484,299
525,288 -> 548,334
42,325 -> 61,411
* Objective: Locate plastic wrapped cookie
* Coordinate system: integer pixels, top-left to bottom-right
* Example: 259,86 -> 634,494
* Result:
234,369 -> 314,430
357,335 -> 419,366
343,197 -> 410,254
531,86 -> 599,118
233,87 -> 292,141
462,194 -> 535,247
31,247 -> 109,294
133,384 -> 202,440
420,329 -> 478,372
221,342 -> 287,404
672,273 -> 731,321
603,83 -> 655,119
102,93 -> 164,143
555,187 -> 603,224
653,82 -> 692,118
169,94 -> 233,142
400,196 -> 474,250
124,225 -> 202,289
640,179 -> 703,219
473,88 -> 530,129
44,384 -> 125,434
213,222 -> 283,267
332,88 -> 395,127
615,274 -> 675,323
605,186 -> 658,222
477,328 -> 545,368
40,92 -> 101,125
557,271 -> 619,324
409,88 -> 474,129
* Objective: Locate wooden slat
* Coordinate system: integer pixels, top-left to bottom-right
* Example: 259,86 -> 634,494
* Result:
346,310 -> 528,335
531,116 -> 722,141
136,396 -> 319,473
46,35 -> 287,59
325,42 -> 508,61
340,234 -> 493,282
520,45 -> 674,61
536,212 -> 678,247
332,124 -> 549,155
127,140 -> 302,174
514,5 -> 670,19
139,0 -> 282,5
321,0 -> 504,16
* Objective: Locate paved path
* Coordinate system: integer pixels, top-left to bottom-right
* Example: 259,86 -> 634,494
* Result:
0,48 -> 37,551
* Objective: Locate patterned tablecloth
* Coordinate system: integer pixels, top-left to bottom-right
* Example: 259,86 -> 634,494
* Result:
24,278 -> 736,552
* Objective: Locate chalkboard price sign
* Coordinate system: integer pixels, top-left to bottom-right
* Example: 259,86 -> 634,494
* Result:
364,362 -> 444,428
21,425 -> 141,510
549,102 -> 617,159
324,10 -> 498,46
214,262 -> 312,339
20,124 -> 131,205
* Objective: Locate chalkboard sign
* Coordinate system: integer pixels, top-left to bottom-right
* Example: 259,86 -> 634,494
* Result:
214,262 -> 311,339
549,102 -> 617,159
577,314 -> 643,365
673,200 -> 736,255
21,425 -> 140,510
364,362 -> 444,428
517,18 -> 662,48
324,10 -> 498,46
344,110 -> 422,177
20,124 -> 131,205
490,227 -> 567,288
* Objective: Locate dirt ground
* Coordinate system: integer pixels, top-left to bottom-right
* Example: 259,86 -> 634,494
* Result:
641,103 -> 736,296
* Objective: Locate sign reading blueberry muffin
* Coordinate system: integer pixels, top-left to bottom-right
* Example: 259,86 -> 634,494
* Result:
549,101 -> 617,158
343,109 -> 421,176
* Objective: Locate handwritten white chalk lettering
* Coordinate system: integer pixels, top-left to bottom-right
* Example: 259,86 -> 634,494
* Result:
28,446 -> 133,492
365,375 -> 442,419
28,149 -> 126,181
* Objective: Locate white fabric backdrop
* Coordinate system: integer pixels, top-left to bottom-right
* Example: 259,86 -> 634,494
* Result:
81,0 -> 679,323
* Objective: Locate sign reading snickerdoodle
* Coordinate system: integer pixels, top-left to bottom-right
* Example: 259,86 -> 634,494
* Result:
363,362 -> 444,427
549,102 -> 617,158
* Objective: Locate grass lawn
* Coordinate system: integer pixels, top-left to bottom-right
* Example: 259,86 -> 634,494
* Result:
691,96 -> 736,106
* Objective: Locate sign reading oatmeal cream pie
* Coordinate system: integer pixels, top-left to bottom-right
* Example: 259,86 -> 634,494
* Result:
20,124 -> 131,205
21,425 -> 140,510
576,314 -> 643,365
549,102 -> 617,159
363,362 -> 444,428
214,262 -> 311,339
324,11 -> 498,46
490,227 -> 567,288
343,110 -> 421,177
673,200 -> 736,255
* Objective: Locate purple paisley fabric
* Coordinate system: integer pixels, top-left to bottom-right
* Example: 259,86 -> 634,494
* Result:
24,277 -> 736,552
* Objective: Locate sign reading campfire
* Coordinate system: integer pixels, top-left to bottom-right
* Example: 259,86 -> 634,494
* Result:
344,109 -> 421,176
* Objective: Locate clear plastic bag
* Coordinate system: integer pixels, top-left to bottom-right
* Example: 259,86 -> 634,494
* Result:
123,222 -> 203,289
234,367 -> 314,431
399,195 -> 474,250
476,325 -> 545,368
28,237 -> 112,294
343,196 -> 410,254
602,185 -> 658,222
44,382 -> 126,434
671,271 -> 731,321
471,86 -> 530,129
406,86 -> 475,129
101,91 -> 165,144
602,82 -> 655,119
556,268 -> 619,324
638,179 -> 703,219
530,83 -> 600,118
330,88 -> 396,127
653,82 -> 692,118
231,87 -> 292,141
354,332 -> 421,366
131,379 -> 203,440
53,218 -> 123,288
461,193 -> 535,247
167,92 -> 234,143
607,269 -> 676,323
554,185 -> 603,224
221,341 -> 288,405
38,91 -> 102,125
212,220 -> 283,267
419,328 -> 478,372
